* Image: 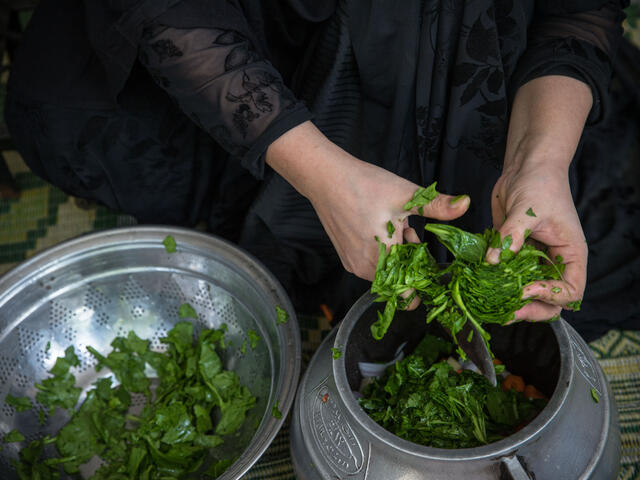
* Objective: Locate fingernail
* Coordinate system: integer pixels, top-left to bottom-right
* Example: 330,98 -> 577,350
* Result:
450,194 -> 468,205
485,248 -> 499,264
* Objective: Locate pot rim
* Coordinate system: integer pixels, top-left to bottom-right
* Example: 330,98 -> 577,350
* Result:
332,291 -> 573,460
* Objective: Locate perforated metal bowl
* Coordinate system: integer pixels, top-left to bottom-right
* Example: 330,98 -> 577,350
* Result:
0,226 -> 301,479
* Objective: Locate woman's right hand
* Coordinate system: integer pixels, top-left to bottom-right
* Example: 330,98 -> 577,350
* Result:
265,121 -> 471,281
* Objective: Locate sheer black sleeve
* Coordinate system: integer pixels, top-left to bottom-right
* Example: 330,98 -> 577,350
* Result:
138,24 -> 312,179
510,0 -> 628,125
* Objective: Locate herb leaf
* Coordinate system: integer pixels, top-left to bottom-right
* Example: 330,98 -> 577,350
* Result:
331,348 -> 342,360
5,394 -> 32,413
247,330 -> 261,349
591,387 -> 600,403
566,300 -> 582,311
3,429 -> 25,443
387,221 -> 396,238
275,305 -> 289,324
272,400 -> 283,419
526,207 -> 536,217
178,303 -> 198,319
403,182 -> 439,212
424,224 -> 487,263
35,346 -> 82,414
162,235 -> 177,253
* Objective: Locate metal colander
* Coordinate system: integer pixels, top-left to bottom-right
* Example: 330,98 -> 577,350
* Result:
0,227 -> 301,479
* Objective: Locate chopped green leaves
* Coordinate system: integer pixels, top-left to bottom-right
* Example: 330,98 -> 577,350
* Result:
178,302 -> 197,319
525,207 -> 536,217
566,299 -> 582,311
403,182 -> 439,213
5,394 -> 32,413
590,387 -> 599,403
360,334 -> 546,449
370,238 -> 439,340
272,400 -> 283,419
247,330 -> 261,349
331,348 -> 342,360
162,235 -> 177,253
7,323 -> 255,478
387,221 -> 395,238
425,224 -> 487,264
3,429 -> 25,443
499,234 -> 515,262
551,287 -> 562,294
371,224 -> 564,357
35,346 -> 81,414
275,305 -> 289,325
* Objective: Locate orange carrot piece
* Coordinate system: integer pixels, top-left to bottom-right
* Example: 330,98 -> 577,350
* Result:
501,374 -> 525,392
523,384 -> 546,399
320,304 -> 334,322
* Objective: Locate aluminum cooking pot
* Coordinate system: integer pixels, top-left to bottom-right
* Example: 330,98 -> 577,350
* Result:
290,292 -> 620,479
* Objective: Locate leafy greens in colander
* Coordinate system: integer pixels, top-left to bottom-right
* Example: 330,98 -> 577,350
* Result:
5,321 -> 256,479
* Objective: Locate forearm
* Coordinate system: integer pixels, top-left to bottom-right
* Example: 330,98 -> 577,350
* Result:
504,75 -> 593,173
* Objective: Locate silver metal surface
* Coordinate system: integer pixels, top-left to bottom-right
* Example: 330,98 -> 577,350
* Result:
451,321 -> 497,387
291,292 -> 620,480
0,226 -> 301,479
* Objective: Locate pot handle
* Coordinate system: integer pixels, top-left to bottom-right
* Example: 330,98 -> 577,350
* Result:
500,455 -> 533,480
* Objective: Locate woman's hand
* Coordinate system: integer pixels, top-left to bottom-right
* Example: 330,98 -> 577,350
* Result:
485,75 -> 593,321
486,157 -> 587,321
266,121 -> 470,281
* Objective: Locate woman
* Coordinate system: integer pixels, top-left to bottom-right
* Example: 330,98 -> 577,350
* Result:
5,0 -> 637,337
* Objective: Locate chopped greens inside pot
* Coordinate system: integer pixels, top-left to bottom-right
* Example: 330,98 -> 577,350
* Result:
5,322 -> 255,479
359,334 -> 547,448
371,223 -> 564,355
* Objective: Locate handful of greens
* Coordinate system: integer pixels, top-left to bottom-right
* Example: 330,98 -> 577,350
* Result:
6,322 -> 256,479
359,334 -> 546,448
371,222 -> 564,355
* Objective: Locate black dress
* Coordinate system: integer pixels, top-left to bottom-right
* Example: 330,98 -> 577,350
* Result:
5,0 -> 638,339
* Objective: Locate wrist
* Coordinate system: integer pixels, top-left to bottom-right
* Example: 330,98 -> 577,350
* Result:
265,121 -> 337,201
503,134 -> 574,176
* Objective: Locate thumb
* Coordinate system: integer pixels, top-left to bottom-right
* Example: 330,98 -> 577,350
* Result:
409,193 -> 471,221
486,211 -> 537,264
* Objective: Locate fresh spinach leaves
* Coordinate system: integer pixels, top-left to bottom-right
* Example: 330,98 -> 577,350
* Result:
7,322 -> 255,479
371,223 -> 564,356
360,334 -> 546,448
275,305 -> 289,325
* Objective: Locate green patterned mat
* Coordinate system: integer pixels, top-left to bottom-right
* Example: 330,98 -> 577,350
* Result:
1,152 -> 638,479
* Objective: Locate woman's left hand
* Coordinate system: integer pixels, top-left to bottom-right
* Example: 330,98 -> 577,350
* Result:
486,156 -> 587,321
486,75 -> 593,322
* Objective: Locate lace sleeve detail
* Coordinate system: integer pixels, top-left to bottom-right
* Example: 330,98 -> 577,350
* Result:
139,25 -> 311,178
510,0 -> 628,125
